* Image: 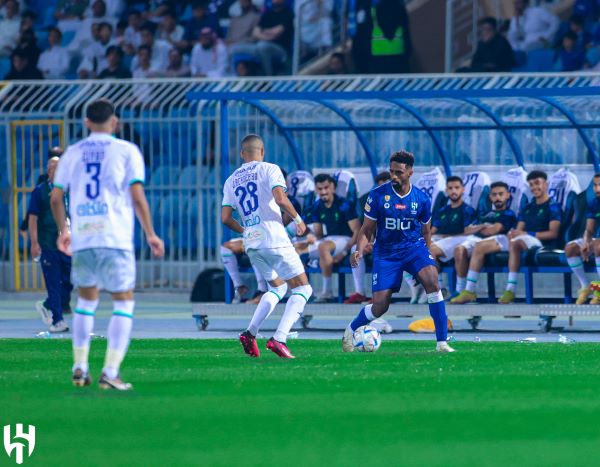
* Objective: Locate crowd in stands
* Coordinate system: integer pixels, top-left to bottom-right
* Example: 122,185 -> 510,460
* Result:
0,0 -> 303,80
461,0 -> 600,73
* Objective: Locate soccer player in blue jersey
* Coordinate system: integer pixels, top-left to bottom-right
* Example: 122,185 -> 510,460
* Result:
343,151 -> 455,353
567,173 -> 600,304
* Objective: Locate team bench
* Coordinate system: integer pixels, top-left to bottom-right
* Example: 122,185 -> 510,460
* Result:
225,248 -> 595,305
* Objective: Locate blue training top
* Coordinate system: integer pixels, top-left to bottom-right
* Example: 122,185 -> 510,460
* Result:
363,182 -> 432,257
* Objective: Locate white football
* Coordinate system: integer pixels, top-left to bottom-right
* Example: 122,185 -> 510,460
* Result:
352,325 -> 381,352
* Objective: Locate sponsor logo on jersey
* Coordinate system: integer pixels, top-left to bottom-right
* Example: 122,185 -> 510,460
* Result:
76,201 -> 109,217
384,203 -> 390,209
395,204 -> 405,209
385,218 -> 413,230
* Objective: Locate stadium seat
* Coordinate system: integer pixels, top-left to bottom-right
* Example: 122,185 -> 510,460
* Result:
177,165 -> 198,186
149,166 -> 178,193
524,49 -> 556,72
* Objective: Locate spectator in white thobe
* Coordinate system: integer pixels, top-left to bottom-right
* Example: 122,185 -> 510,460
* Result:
38,27 -> 70,79
507,0 -> 559,52
0,0 -> 21,57
190,27 -> 228,78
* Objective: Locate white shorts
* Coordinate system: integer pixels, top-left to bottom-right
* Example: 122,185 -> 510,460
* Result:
308,235 -> 351,259
458,235 -> 485,256
568,238 -> 598,248
432,235 -> 470,260
247,246 -> 305,282
72,248 -> 136,293
487,234 -> 542,252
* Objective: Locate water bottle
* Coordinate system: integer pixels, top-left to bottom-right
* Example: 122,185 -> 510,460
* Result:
35,331 -> 51,338
33,255 -> 41,263
558,334 -> 576,344
287,331 -> 299,339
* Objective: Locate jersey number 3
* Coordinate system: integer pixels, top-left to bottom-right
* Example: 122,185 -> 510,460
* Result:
86,162 -> 101,200
235,182 -> 259,216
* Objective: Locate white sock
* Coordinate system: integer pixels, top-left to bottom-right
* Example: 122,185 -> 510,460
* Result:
465,269 -> 479,293
221,246 -> 243,288
404,273 -> 417,287
351,255 -> 366,295
567,256 -> 589,288
273,285 -> 312,342
252,264 -> 268,292
506,272 -> 518,292
456,276 -> 466,292
248,285 -> 285,336
72,297 -> 98,373
103,300 -> 134,379
595,257 -> 600,277
322,276 -> 332,295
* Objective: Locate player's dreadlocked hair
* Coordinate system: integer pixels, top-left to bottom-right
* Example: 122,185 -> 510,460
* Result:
389,150 -> 415,167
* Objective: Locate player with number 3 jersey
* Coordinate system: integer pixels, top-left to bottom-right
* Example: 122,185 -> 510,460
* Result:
221,134 -> 313,359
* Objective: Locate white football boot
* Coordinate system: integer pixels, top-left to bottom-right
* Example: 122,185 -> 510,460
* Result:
342,326 -> 354,352
436,341 -> 456,353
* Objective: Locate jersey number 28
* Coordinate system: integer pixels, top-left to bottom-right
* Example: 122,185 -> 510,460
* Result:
235,181 -> 259,216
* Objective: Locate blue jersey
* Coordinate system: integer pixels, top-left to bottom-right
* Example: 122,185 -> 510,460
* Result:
432,203 -> 476,235
474,208 -> 517,237
518,199 -> 562,232
364,182 -> 432,257
586,197 -> 600,236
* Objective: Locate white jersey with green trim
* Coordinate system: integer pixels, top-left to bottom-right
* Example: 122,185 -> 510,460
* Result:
53,132 -> 145,252
222,161 -> 292,250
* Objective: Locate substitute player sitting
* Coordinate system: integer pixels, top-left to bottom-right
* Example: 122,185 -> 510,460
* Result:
343,150 -> 455,353
451,181 -> 517,304
448,170 -> 561,304
295,173 -> 360,303
222,134 -> 312,359
567,173 -> 600,304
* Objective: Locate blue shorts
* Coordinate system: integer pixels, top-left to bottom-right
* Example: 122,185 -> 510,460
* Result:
372,244 -> 436,293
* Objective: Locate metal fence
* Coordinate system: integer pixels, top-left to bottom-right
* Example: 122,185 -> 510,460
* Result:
1,73 -> 599,291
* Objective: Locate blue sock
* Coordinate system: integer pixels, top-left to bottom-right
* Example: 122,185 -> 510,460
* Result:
428,299 -> 448,342
350,305 -> 373,331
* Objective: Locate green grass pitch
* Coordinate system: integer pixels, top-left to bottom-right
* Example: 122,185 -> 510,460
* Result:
2,339 -> 600,466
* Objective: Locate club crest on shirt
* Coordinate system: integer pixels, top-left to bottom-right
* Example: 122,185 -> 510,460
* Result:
364,204 -> 371,212
411,202 -> 418,214
384,195 -> 390,202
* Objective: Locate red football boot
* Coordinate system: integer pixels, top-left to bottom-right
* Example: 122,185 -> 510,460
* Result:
239,330 -> 260,357
266,338 -> 295,359
343,292 -> 368,304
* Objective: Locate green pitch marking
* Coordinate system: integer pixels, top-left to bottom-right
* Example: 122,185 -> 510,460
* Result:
2,340 -> 600,466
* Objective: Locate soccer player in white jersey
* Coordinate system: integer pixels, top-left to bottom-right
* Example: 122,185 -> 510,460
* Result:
51,99 -> 164,390
221,134 -> 313,359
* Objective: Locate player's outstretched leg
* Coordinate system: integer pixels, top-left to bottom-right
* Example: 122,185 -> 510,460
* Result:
426,290 -> 454,353
99,299 -> 134,390
342,304 -> 376,352
240,282 -> 287,357
267,284 -> 312,359
72,296 -> 98,387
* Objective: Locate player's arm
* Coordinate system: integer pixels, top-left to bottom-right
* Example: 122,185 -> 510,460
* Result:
28,213 -> 40,257
131,183 -> 164,257
478,222 -> 505,236
534,220 -> 561,241
421,221 -> 432,248
507,221 -> 526,239
333,218 -> 361,264
50,186 -> 72,255
464,223 -> 486,235
273,186 -> 307,236
581,218 -> 596,260
350,217 -> 376,268
221,206 -> 244,234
